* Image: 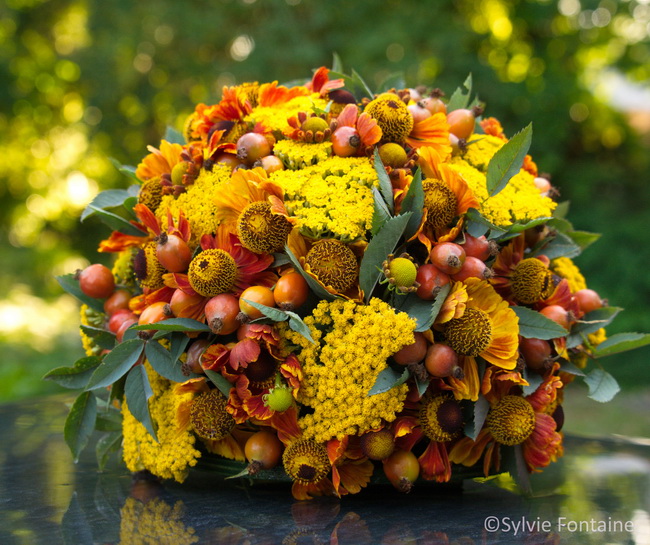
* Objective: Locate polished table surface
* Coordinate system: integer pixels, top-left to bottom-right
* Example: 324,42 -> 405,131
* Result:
1,395 -> 649,544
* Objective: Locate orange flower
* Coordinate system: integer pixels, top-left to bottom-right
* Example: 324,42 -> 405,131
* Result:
135,140 -> 184,181
335,103 -> 382,153
305,66 -> 345,96
406,112 -> 452,160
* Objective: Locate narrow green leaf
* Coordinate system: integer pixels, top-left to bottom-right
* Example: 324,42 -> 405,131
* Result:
429,283 -> 452,324
393,292 -> 437,333
44,356 -> 101,389
170,332 -> 191,365
567,306 -> 623,348
86,339 -> 145,390
553,201 -> 570,219
95,410 -> 122,432
583,368 -> 620,403
359,213 -> 412,302
377,71 -> 406,92
80,325 -> 116,350
522,367 -> 545,396
125,365 -> 157,440
560,360 -> 586,376
447,73 -> 473,112
272,252 -> 291,267
373,150 -> 394,213
535,231 -> 582,260
400,168 -> 424,240
284,246 -> 336,301
465,208 -> 507,239
134,317 -> 211,333
568,230 -> 601,250
164,126 -> 185,145
83,205 -> 147,236
467,395 -> 489,441
592,332 -> 650,358
64,391 -> 98,462
204,369 -> 233,397
367,366 -> 410,396
286,312 -> 315,344
109,374 -> 126,405
56,273 -> 105,312
415,375 -> 430,398
512,306 -> 568,340
351,68 -> 373,98
145,340 -> 191,383
371,186 -> 391,236
242,299 -> 288,322
494,217 -> 552,242
81,189 -> 134,221
109,158 -> 139,182
96,431 -> 122,471
332,52 -> 343,73
486,123 -> 532,197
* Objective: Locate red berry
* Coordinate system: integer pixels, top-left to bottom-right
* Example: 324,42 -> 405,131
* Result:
213,152 -> 241,170
258,155 -> 284,174
407,103 -> 431,123
116,316 -> 138,343
520,337 -> 552,371
240,286 -> 275,320
103,289 -> 132,316
540,305 -> 571,331
420,96 -> 447,115
245,430 -> 283,472
205,293 -> 240,335
424,343 -> 460,378
447,108 -> 476,140
415,264 -> 450,300
273,272 -> 309,311
185,339 -> 210,374
156,233 -> 192,273
108,309 -> 137,334
429,242 -> 466,275
393,332 -> 428,366
383,450 -> 420,493
574,289 -> 603,315
138,301 -> 170,326
236,132 -> 272,165
78,264 -> 115,299
462,234 -> 491,261
169,289 -> 205,318
452,256 -> 490,282
331,126 -> 360,157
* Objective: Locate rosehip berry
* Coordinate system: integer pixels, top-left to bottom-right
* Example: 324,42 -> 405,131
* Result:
245,430 -> 283,473
378,142 -> 408,169
407,103 -> 432,123
103,289 -> 132,316
258,155 -> 284,174
169,289 -> 205,318
138,301 -> 171,326
415,264 -> 450,300
574,289 -> 603,315
236,132 -> 272,165
540,305 -> 571,331
156,233 -> 192,273
383,450 -> 420,493
520,337 -> 553,371
420,96 -> 447,115
424,343 -> 461,378
185,339 -> 210,374
429,242 -> 466,275
239,286 -> 276,320
331,126 -> 360,157
452,256 -> 491,282
78,264 -> 115,299
108,309 -> 137,334
116,317 -> 138,343
393,332 -> 428,366
462,233 -> 492,261
205,293 -> 240,335
273,272 -> 309,311
447,108 -> 479,140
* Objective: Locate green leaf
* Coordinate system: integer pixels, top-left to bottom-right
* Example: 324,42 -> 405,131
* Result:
204,369 -> 233,398
125,365 -> 157,440
95,410 -> 122,432
553,201 -> 570,219
284,245 -> 336,301
415,375 -> 430,398
568,230 -> 601,250
109,374 -> 126,405
329,68 -> 373,99
350,68 -> 374,98
559,360 -> 586,376
512,306 -> 568,339
44,356 -> 101,389
164,126 -> 185,145
286,312 -> 315,344
567,306 -> 623,348
145,340 -> 191,383
592,332 -> 650,358
96,431 -> 122,471
465,395 -> 489,441
522,367 -> 545,396
583,368 -> 620,403
83,204 -> 147,236
86,339 -> 145,390
534,231 -> 581,260
393,292 -> 437,333
400,168 -> 424,240
447,74 -> 473,112
371,186 -> 392,236
109,157 -> 139,182
332,52 -> 343,73
429,283 -> 452,324
134,317 -> 211,333
465,208 -> 507,239
367,366 -> 410,396
486,123 -> 532,197
373,150 -> 395,213
61,493 -> 94,545
56,273 -> 105,313
377,71 -> 405,92
81,189 -> 134,221
170,332 -> 191,365
494,217 -> 552,242
359,213 -> 412,302
272,252 -> 291,267
64,391 -> 98,462
80,325 -> 116,350
242,299 -> 315,344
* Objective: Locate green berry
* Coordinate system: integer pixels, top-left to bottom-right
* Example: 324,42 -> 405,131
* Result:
263,387 -> 293,412
388,257 -> 417,288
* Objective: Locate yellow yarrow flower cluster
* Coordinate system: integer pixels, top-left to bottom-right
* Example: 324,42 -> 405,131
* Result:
79,304 -> 103,357
272,155 -> 377,241
273,139 -> 332,169
551,257 -> 587,293
450,157 -> 556,226
156,164 -> 232,248
283,298 -> 415,443
463,135 -> 505,171
111,248 -> 137,289
245,94 -> 328,134
122,362 -> 201,482
119,497 -> 199,545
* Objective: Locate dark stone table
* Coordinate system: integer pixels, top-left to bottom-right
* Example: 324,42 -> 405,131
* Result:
1,395 -> 649,544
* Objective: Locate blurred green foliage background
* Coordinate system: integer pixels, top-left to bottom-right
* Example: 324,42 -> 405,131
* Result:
1,0 -> 649,402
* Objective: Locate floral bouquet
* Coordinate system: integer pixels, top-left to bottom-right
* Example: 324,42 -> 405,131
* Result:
50,63 -> 649,500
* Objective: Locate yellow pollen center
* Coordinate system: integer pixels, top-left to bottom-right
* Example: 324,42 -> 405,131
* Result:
190,390 -> 235,441
419,394 -> 463,442
364,93 -> 414,143
237,201 -> 292,254
188,249 -> 238,297
486,395 -> 536,445
136,241 -> 166,290
282,439 -> 330,484
305,239 -> 358,292
422,179 -> 458,230
443,307 -> 492,356
511,258 -> 554,304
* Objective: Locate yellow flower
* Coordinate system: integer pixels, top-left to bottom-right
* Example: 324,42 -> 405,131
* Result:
281,298 -> 415,443
119,497 -> 199,545
551,257 -> 587,293
79,304 -> 103,357
121,362 -> 201,482
245,94 -> 327,134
